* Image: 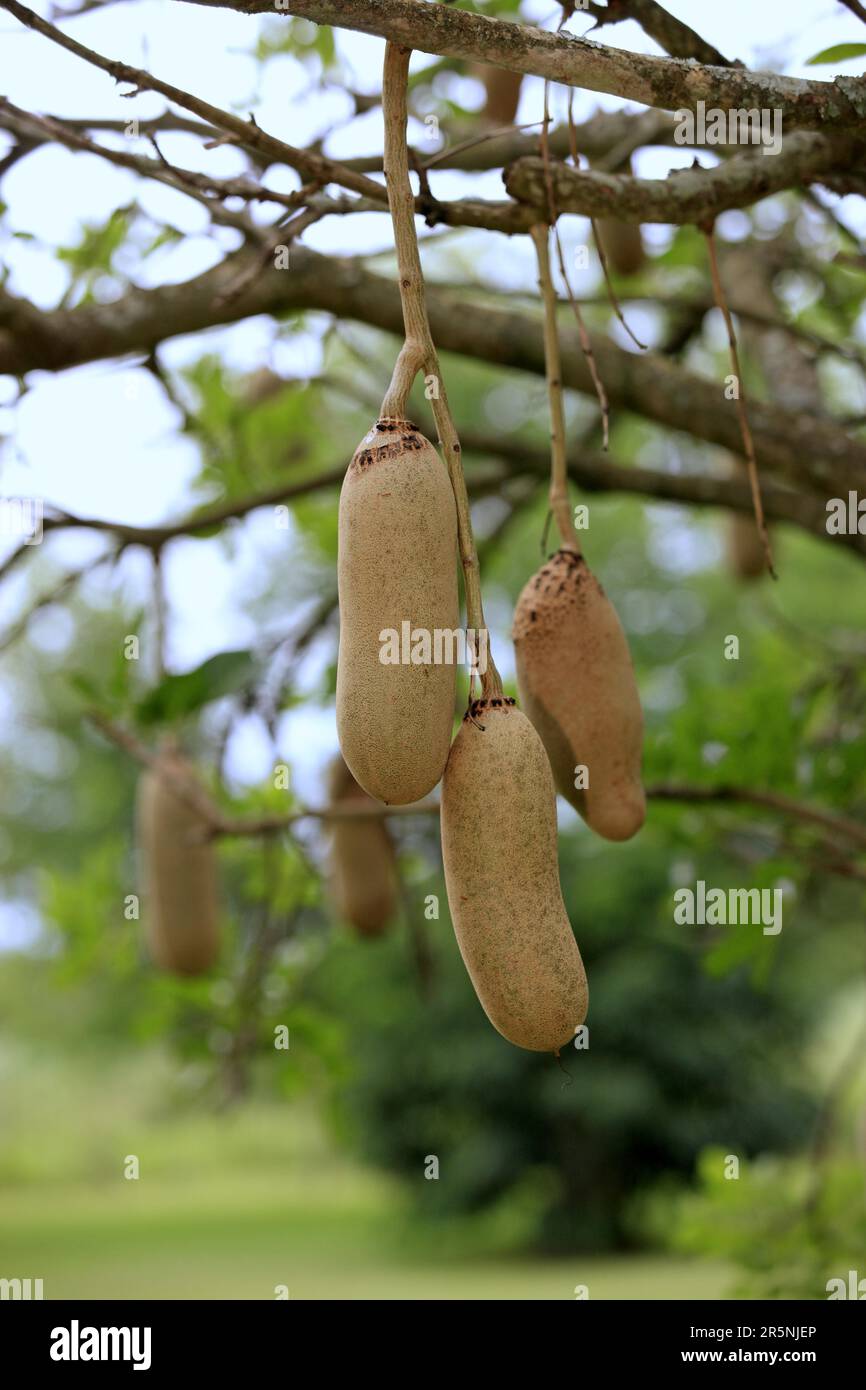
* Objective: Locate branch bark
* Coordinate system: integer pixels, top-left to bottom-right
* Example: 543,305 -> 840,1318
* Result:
172,0 -> 866,130
87,707 -> 866,855
1,247 -> 860,502
505,132 -> 863,224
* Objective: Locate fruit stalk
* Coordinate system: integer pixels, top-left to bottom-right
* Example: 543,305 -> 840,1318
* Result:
380,40 -> 502,697
530,221 -> 581,555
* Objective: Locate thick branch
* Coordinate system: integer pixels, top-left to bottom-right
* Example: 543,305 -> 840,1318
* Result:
0,458 -> 512,584
1,247 -> 860,502
4,428 -> 858,571
505,132 -> 862,224
174,0 -> 866,130
460,430 -> 864,557
89,708 -> 866,855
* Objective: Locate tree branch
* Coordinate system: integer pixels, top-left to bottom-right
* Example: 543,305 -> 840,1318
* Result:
505,132 -> 862,224
2,247 -> 860,503
86,707 -> 866,856
0,0 -> 386,202
172,0 -> 866,130
3,424 -> 859,580
0,99 -> 317,220
459,430 -> 864,557
838,0 -> 866,26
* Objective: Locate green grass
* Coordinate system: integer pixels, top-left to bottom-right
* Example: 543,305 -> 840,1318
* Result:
0,1041 -> 732,1300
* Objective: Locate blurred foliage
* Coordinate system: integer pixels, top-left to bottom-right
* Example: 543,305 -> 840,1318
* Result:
309,829 -> 836,1252
642,1147 -> 866,1300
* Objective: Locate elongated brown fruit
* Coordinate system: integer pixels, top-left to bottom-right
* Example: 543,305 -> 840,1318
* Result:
337,418 -> 459,805
327,755 -> 397,937
441,698 -> 588,1052
135,749 -> 220,975
513,550 -> 645,841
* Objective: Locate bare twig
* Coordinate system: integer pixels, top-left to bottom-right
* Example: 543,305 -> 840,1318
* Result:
838,0 -> 866,26
703,227 -> 776,579
0,1 -> 387,203
538,76 -> 611,446
531,222 -> 581,552
566,93 -> 646,352
87,710 -> 866,855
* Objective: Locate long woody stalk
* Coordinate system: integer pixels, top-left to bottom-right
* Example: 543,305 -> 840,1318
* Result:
531,222 -> 581,554
380,41 -> 502,698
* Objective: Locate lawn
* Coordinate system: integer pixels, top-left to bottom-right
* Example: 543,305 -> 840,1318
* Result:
0,1041 -> 731,1301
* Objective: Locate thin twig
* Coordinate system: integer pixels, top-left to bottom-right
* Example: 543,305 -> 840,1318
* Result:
567,89 -> 646,352
0,1 -> 386,203
551,225 -> 611,450
423,119 -> 543,170
531,222 -> 581,553
838,0 -> 866,26
703,225 -> 776,579
538,71 -> 610,446
88,707 -> 439,836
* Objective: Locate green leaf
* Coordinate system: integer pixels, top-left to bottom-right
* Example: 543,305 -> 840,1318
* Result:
806,43 -> 866,65
135,649 -> 256,725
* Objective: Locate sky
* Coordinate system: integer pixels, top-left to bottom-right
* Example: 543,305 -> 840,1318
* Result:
0,0 -> 863,945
